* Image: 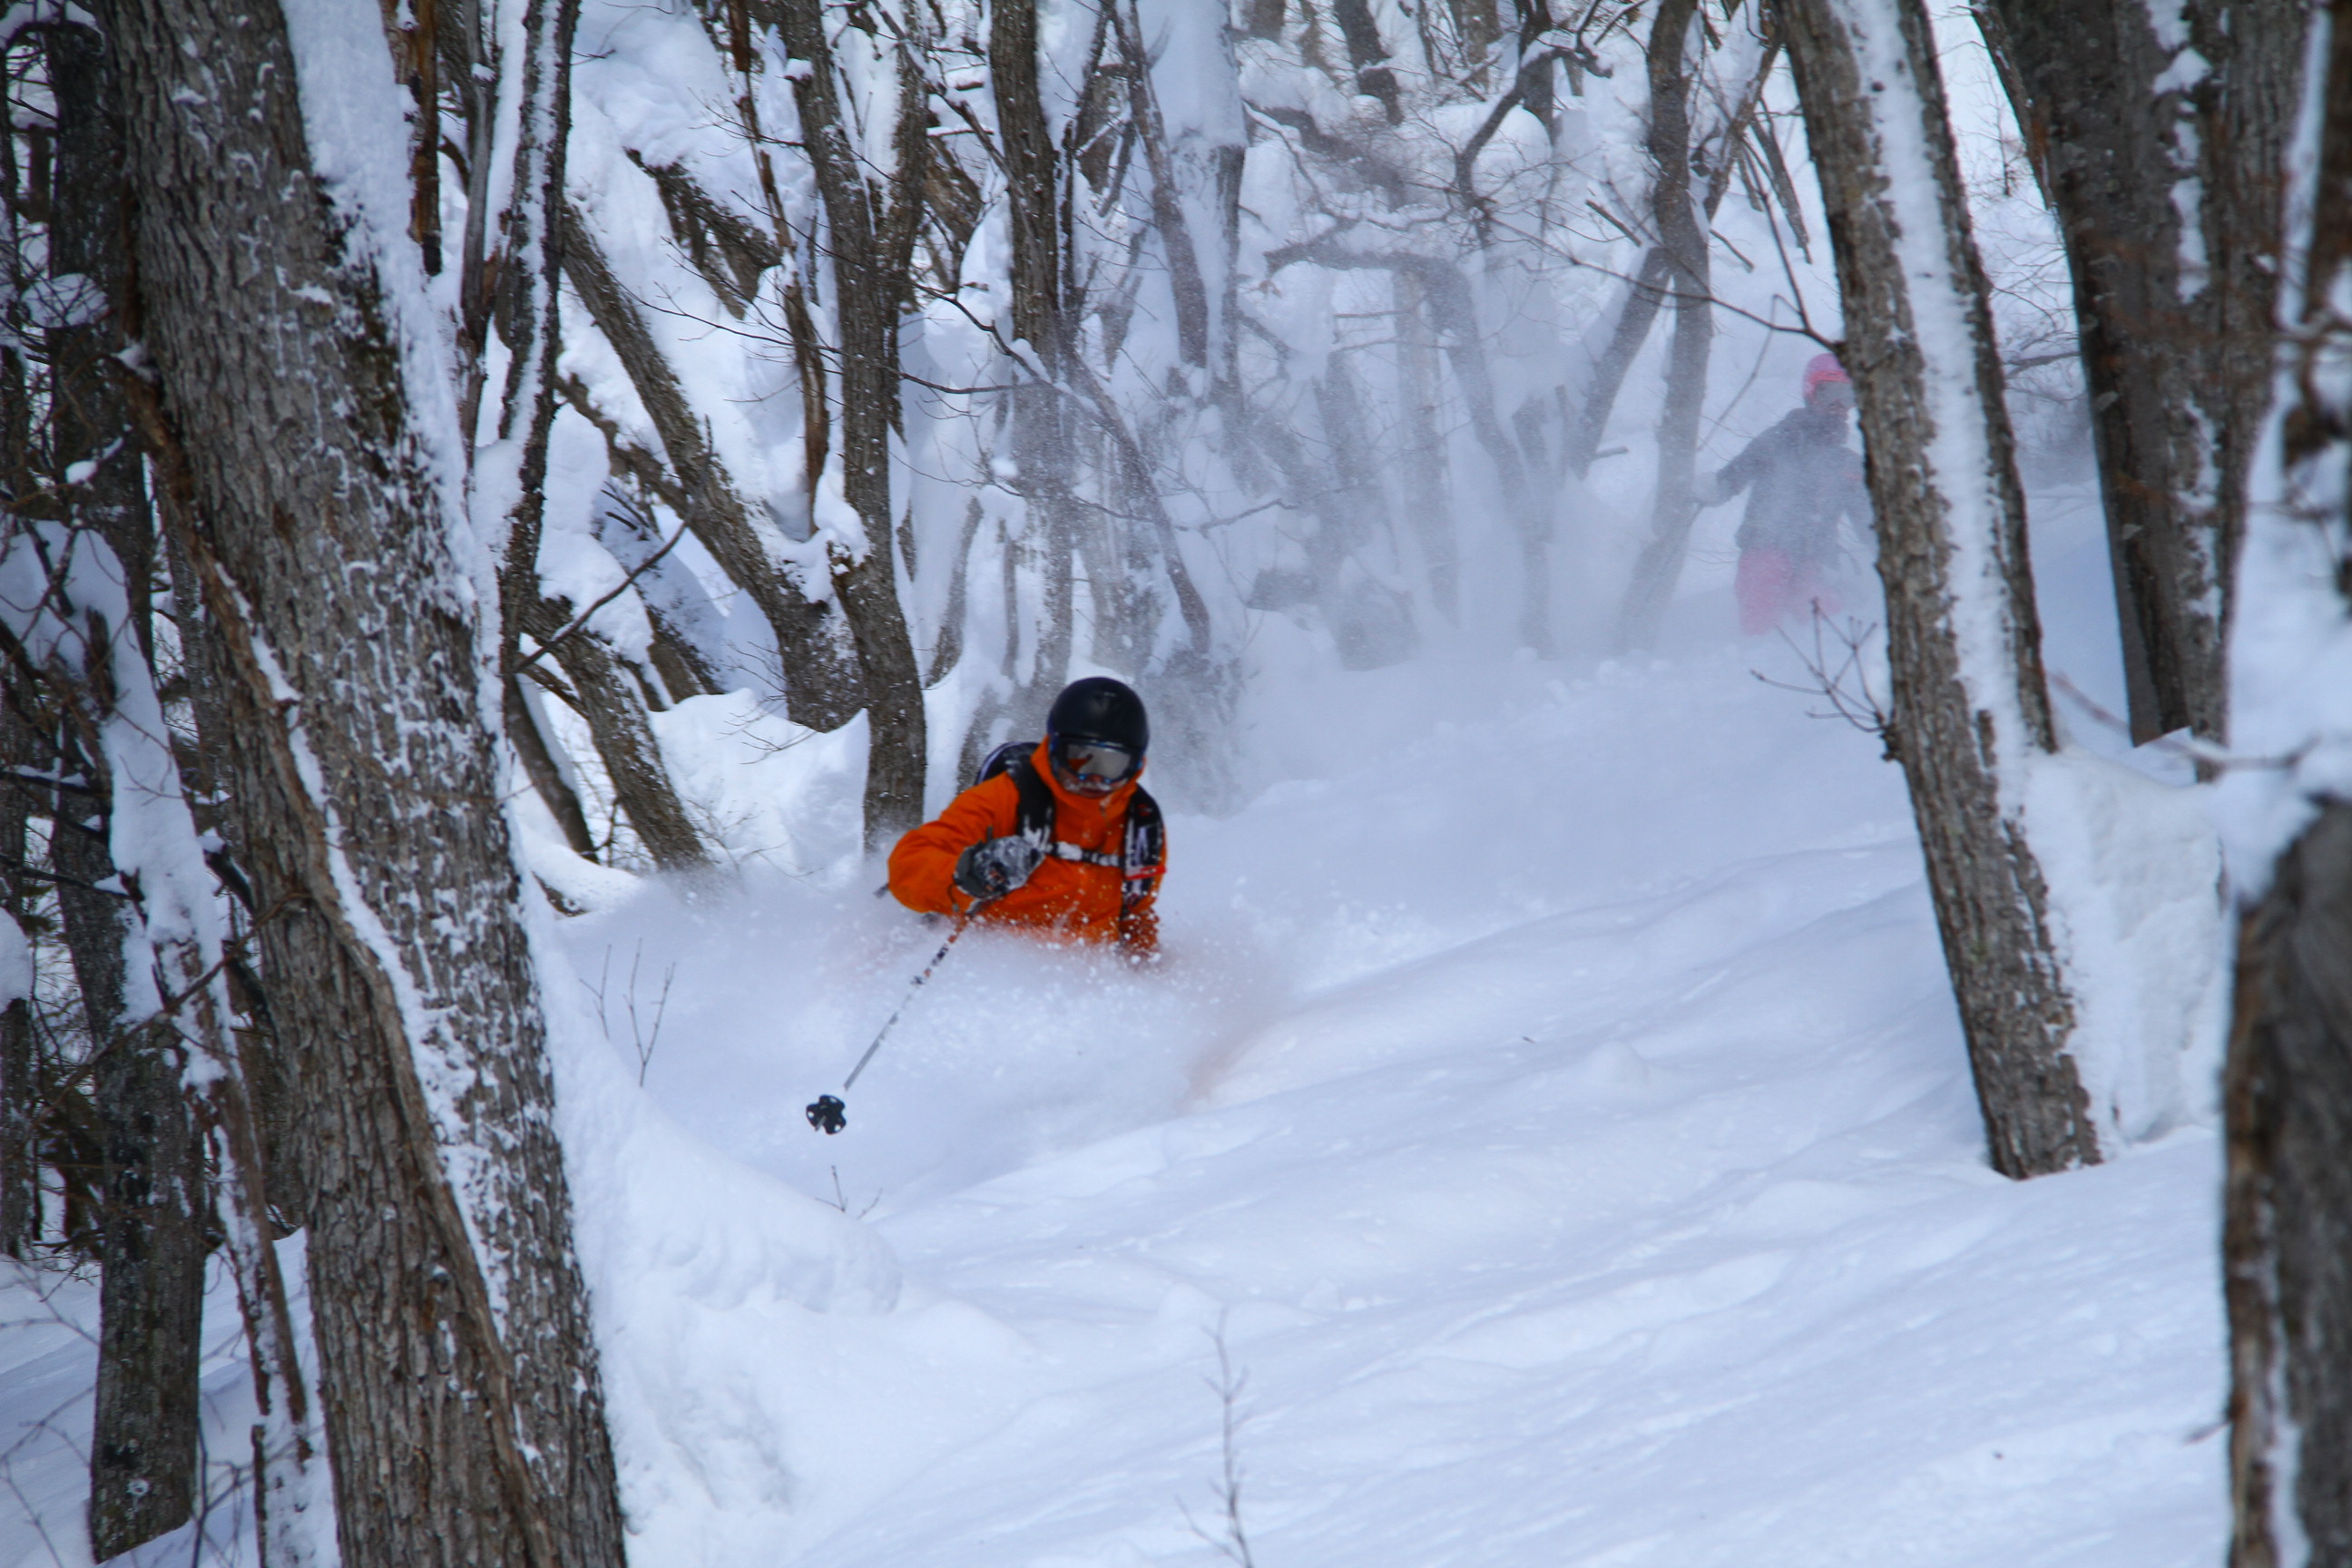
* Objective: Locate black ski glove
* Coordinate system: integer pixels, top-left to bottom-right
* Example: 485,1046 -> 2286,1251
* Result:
954,836 -> 1043,900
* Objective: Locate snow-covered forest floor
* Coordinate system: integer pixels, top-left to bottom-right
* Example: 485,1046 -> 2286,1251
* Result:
1,525 -> 2228,1566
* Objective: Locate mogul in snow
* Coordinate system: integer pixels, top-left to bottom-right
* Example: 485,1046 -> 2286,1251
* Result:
1698,352 -> 1874,635
887,678 -> 1166,955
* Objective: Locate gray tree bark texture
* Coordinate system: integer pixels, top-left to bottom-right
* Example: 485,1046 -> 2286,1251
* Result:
43,23 -> 207,1553
1782,0 -> 2101,1179
101,0 -> 630,1560
776,0 -> 930,849
989,0 -> 1077,707
1616,0 -> 1715,652
560,220 -> 865,732
1975,0 -> 2298,745
2227,803 -> 2352,1568
506,674 -> 601,858
0,698 -> 32,1258
2225,5 -> 2352,1561
524,606 -> 714,873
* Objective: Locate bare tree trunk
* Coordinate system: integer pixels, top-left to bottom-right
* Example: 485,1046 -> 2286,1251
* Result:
524,610 -> 714,874
1330,0 -> 1402,120
485,0 -> 711,880
1615,0 -> 1713,652
561,221 -> 865,731
988,0 -> 1077,699
0,697 -> 32,1257
774,0 -> 928,849
2227,802 -> 2352,1568
2225,9 -> 2351,1559
1975,0 -> 2296,745
1568,249 -> 1673,478
103,0 -> 629,1560
1783,0 -> 2099,1179
1569,33 -> 1779,482
506,673 -> 600,858
42,23 -> 208,1553
1112,0 -> 1213,370
1394,271 -> 1459,621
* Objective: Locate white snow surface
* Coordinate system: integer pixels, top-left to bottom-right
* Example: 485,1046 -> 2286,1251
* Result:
0,644 -> 2227,1567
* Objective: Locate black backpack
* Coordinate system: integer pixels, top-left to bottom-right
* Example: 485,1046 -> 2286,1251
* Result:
975,741 -> 1164,916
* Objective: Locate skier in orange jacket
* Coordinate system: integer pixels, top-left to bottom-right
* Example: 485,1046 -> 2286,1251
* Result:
887,678 -> 1165,953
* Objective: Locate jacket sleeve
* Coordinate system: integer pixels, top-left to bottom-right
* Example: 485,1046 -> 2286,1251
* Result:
887,777 -> 1021,916
1714,425 -> 1779,499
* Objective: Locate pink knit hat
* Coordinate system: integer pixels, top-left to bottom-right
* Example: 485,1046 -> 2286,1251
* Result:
1802,352 -> 1850,399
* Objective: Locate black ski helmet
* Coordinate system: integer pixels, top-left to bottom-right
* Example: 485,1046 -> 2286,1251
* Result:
1047,677 -> 1149,755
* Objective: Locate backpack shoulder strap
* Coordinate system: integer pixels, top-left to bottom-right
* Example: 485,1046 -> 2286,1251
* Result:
975,740 -> 1030,785
1001,750 -> 1057,846
1121,787 -> 1165,914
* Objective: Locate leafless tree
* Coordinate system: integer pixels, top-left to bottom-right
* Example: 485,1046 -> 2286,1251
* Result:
1974,0 -> 2299,746
1783,0 -> 2101,1178
103,0 -> 631,1561
2223,4 -> 2352,1560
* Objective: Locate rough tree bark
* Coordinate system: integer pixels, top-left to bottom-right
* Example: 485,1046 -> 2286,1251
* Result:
103,0 -> 630,1561
774,0 -> 929,849
1975,0 -> 2298,745
990,0 -> 1077,704
561,220 -> 865,732
1783,0 -> 2100,1179
42,23 -> 207,1554
1616,0 -> 1715,652
0,697 -> 33,1259
523,612 -> 714,873
485,0 -> 711,879
2224,5 -> 2352,1560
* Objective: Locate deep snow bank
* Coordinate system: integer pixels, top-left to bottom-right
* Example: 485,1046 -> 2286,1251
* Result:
0,642 -> 2228,1568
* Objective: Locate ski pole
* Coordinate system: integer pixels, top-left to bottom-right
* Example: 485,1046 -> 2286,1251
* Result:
806,899 -> 991,1135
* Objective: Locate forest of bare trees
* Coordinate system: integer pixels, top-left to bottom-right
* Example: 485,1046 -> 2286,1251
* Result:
0,0 -> 2347,1560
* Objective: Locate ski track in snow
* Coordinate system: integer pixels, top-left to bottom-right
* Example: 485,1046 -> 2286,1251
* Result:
0,645 -> 2224,1567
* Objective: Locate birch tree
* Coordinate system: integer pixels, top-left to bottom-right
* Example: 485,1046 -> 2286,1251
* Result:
1781,0 -> 2101,1177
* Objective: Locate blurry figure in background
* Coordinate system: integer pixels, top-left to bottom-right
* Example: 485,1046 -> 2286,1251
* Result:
1699,352 -> 1874,636
888,678 -> 1165,956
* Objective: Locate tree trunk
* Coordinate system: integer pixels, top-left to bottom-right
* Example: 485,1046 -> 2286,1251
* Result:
524,608 -> 714,875
1975,0 -> 2297,745
775,0 -> 929,849
1615,0 -> 1713,652
1395,271 -> 1459,620
43,23 -> 208,1553
0,699 -> 38,1259
561,220 -> 865,731
103,0 -> 629,1560
2227,801 -> 2352,1568
2225,8 -> 2351,1558
1570,33 -> 1778,483
87,1020 -> 206,1560
1783,0 -> 2100,1179
506,673 -> 600,858
992,0 -> 1079,698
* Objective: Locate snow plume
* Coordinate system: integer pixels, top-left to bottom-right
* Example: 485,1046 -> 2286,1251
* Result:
542,0 -> 1833,828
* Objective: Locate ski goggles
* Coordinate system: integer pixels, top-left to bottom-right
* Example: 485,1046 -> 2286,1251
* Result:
1057,738 -> 1138,783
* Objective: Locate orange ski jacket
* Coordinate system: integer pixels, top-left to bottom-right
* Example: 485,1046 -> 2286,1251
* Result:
887,741 -> 1163,951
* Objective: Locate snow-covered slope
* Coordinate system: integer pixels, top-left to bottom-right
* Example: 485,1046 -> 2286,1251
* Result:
0,642 -> 2224,1568
566,641 -> 2226,1568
